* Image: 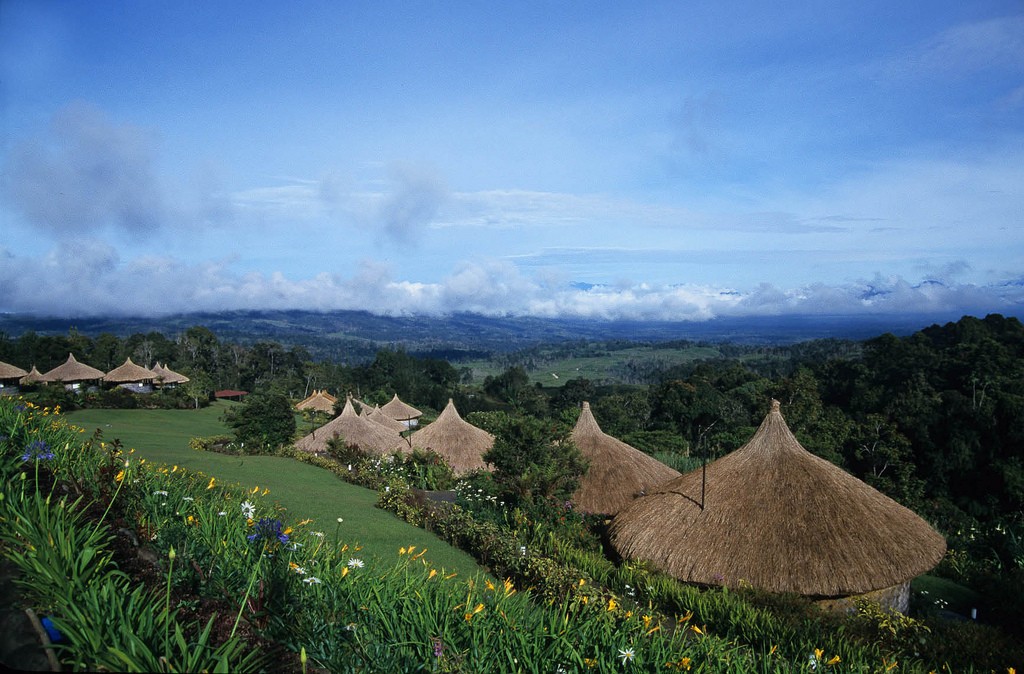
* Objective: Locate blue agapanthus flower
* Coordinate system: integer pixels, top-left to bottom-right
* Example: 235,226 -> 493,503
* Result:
247,517 -> 289,545
21,439 -> 55,462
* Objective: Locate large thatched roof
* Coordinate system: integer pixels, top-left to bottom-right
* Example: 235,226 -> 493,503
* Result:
410,399 -> 494,475
609,400 -> 946,597
103,358 -> 156,383
41,354 -> 105,383
380,394 -> 422,421
363,405 -> 409,433
295,389 -> 338,414
152,363 -> 190,385
571,402 -> 680,515
295,397 -> 406,456
0,360 -> 29,380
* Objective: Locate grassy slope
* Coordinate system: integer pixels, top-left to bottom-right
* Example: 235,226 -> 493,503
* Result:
67,402 -> 484,577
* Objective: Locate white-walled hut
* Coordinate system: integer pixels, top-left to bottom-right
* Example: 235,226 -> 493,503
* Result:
608,400 -> 946,612
380,394 -> 422,429
571,402 -> 681,515
0,360 -> 29,396
410,398 -> 495,475
295,397 -> 406,457
41,354 -> 105,391
103,358 -> 157,393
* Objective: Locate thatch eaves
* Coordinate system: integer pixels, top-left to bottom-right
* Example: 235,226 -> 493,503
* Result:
295,397 -> 406,456
0,360 -> 29,380
571,402 -> 680,515
296,389 -> 338,414
103,358 -> 156,383
608,400 -> 947,597
41,354 -> 105,383
410,399 -> 494,475
380,394 -> 422,421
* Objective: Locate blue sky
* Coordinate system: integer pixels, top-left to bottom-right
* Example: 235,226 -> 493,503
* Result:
1,0 -> 1022,320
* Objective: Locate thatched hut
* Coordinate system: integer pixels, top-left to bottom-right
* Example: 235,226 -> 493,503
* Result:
295,397 -> 406,456
363,405 -> 410,433
151,363 -> 190,387
608,400 -> 946,612
103,358 -> 157,392
380,394 -> 422,428
410,398 -> 495,475
571,402 -> 681,515
19,366 -> 45,386
41,354 -> 105,390
295,389 -> 338,414
0,360 -> 29,395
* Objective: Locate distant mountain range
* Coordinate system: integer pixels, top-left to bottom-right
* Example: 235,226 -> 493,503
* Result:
0,309 -> 985,359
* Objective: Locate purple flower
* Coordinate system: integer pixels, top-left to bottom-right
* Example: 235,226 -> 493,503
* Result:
432,637 -> 444,658
21,439 -> 55,462
247,517 -> 289,545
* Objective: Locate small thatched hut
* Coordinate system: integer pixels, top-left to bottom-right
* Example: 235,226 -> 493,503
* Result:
41,354 -> 105,389
295,389 -> 338,414
410,399 -> 494,475
295,397 -> 406,456
103,358 -> 157,391
19,366 -> 45,385
152,363 -> 190,387
571,402 -> 680,515
380,394 -> 422,428
609,400 -> 946,612
363,405 -> 410,433
0,360 -> 29,395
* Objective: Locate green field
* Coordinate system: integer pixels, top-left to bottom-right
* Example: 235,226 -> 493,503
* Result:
66,402 -> 484,577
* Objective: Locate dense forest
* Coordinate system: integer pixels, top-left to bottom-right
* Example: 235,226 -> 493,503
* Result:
2,314 -> 1022,533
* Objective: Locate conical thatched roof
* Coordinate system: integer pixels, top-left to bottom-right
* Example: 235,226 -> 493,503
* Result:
103,357 -> 156,383
296,389 -> 338,414
571,402 -> 681,515
609,400 -> 946,597
380,394 -> 422,421
363,405 -> 409,433
41,354 -> 105,383
295,397 -> 406,456
152,363 -> 190,385
410,399 -> 494,475
20,366 -> 45,384
0,360 -> 29,380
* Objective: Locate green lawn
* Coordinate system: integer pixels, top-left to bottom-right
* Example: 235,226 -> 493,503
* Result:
67,402 -> 484,577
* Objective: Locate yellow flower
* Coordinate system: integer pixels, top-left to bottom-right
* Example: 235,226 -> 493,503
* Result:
428,569 -> 438,580
341,567 -> 350,578
578,578 -> 586,587
677,657 -> 692,671
607,598 -> 618,612
207,477 -> 216,489
399,547 -> 407,556
826,655 -> 840,666
645,624 -> 661,636
485,579 -> 496,591
503,578 -> 514,593
412,548 -> 427,560
297,518 -> 313,526
642,615 -> 652,628
581,595 -> 589,604
815,649 -> 824,661
769,645 -> 778,656
114,470 -> 125,483
583,657 -> 597,669
473,603 -> 484,615
261,488 -> 269,496
186,515 -> 195,525
251,485 -> 260,494
679,610 -> 693,623
690,624 -> 704,635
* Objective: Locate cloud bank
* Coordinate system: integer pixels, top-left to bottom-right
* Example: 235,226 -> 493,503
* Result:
1,243 -> 1019,321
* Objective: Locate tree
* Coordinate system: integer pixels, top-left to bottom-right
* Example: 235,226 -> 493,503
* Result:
481,413 -> 587,508
224,393 -> 297,452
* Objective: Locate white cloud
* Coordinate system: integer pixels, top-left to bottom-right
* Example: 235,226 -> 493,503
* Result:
2,245 -> 1020,321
